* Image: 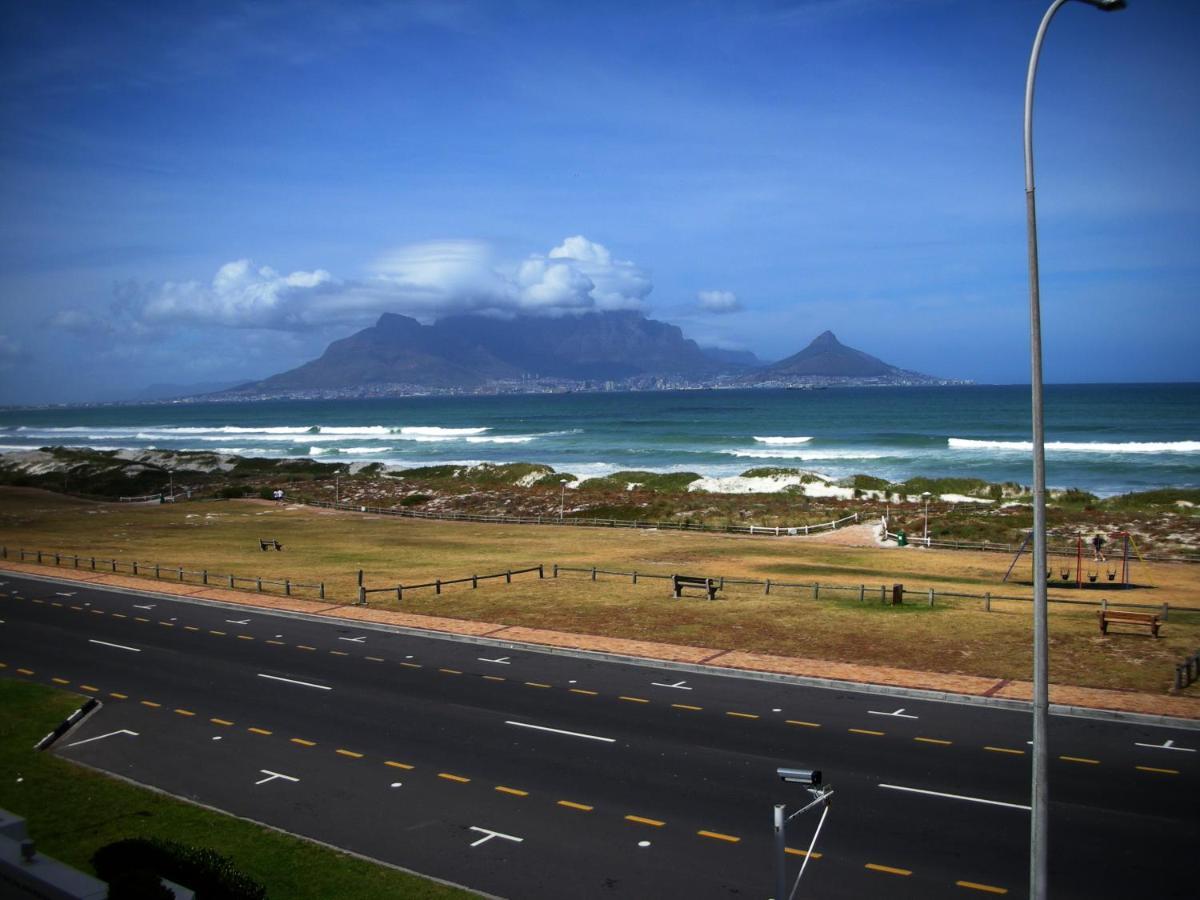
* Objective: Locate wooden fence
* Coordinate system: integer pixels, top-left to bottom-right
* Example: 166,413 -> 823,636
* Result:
358,564 -> 544,605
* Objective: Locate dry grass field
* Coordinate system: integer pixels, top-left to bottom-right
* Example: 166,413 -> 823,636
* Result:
3,487 -> 1197,695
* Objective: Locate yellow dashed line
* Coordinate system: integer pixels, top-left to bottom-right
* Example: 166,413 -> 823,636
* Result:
525,681 -> 552,688
726,711 -> 759,720
438,773 -> 470,783
210,718 -> 233,726
957,880 -> 1009,895
1136,765 -> 1179,775
110,612 -> 126,618
184,626 -> 200,631
297,645 -> 316,651
79,684 -> 99,692
570,688 -> 598,696
0,662 -> 6,669
158,621 -> 175,627
51,677 -> 69,685
625,815 -> 665,827
672,703 -> 703,711
399,662 -> 422,669
30,599 -> 43,604
785,847 -> 823,859
984,746 -> 1025,756
866,863 -> 912,876
16,668 -> 34,675
439,668 -> 462,675
786,719 -> 821,728
482,675 -> 506,682
697,830 -> 740,843
915,737 -> 952,746
135,617 -> 150,623
850,728 -> 884,736
90,609 -> 104,615
330,650 -> 349,656
385,760 -> 414,770
70,605 -> 83,611
365,656 -> 384,662
266,640 -> 285,645
141,700 -> 161,708
248,727 -> 272,736
51,602 -> 63,608
237,634 -> 254,641
336,748 -> 364,758
1060,756 -> 1099,765
496,786 -> 529,797
208,629 -> 225,635
173,708 -> 195,716
110,692 -> 128,700
557,800 -> 593,812
619,696 -> 649,704
291,738 -> 316,747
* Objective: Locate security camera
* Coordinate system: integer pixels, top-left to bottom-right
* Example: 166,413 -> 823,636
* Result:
777,767 -> 821,786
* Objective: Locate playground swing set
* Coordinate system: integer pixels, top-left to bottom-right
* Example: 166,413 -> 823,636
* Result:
1002,530 -> 1144,589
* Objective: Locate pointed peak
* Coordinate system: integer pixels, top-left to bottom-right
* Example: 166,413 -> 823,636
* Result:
809,330 -> 841,347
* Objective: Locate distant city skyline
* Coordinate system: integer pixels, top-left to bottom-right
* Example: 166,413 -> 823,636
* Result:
1,0 -> 1197,403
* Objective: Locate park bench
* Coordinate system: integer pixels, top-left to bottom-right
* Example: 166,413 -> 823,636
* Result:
1098,609 -> 1160,638
672,574 -> 718,601
259,539 -> 283,551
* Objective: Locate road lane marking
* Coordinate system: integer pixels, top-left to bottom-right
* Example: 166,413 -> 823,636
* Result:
158,621 -> 175,627
1059,756 -> 1099,765
557,800 -> 593,812
226,618 -> 251,625
248,727 -> 272,735
726,711 -> 759,720
257,673 -> 331,691
866,863 -> 912,876
208,629 -> 225,635
915,737 -> 952,746
210,718 -> 233,726
697,830 -> 740,843
237,634 -> 254,641
469,826 -> 522,847
496,786 -> 528,797
88,639 -> 141,653
625,815 -> 665,827
439,773 -> 470,783
329,650 -> 348,656
339,635 -> 367,643
1136,765 -> 1179,775
1135,739 -> 1194,753
651,680 -> 691,690
984,746 -> 1025,755
297,645 -> 316,651
957,881 -> 1009,895
133,604 -> 155,610
879,784 -> 1031,811
255,770 -> 299,786
479,656 -> 510,664
399,662 -> 422,668
184,626 -> 200,631
785,847 -> 822,859
291,738 -> 316,747
868,707 -> 918,719
505,721 -> 615,743
173,709 -> 195,717
385,761 -> 414,770
619,696 -> 649,704
110,692 -> 128,700
365,656 -> 385,662
672,703 -> 703,711
850,728 -> 884,736
482,675 -> 506,682
336,749 -> 363,758
524,681 -> 551,688
16,668 -> 33,675
51,677 -> 69,685
135,618 -> 150,623
140,700 -> 161,708
66,729 -> 137,748
439,668 -> 462,675
266,640 -> 285,645
110,613 -> 126,618
570,688 -> 598,696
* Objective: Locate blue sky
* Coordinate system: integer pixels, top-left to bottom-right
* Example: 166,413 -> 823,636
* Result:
1,0 -> 1197,403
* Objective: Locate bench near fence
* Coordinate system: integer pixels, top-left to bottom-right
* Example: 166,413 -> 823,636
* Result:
672,574 -> 718,600
1098,609 -> 1161,638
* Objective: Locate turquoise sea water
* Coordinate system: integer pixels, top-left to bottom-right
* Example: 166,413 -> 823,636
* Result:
1,384 -> 1196,496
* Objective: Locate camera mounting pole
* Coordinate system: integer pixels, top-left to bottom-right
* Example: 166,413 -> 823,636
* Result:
774,768 -> 834,899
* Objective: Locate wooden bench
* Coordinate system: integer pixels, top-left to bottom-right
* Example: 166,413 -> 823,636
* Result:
259,539 -> 283,551
672,574 -> 718,601
1098,609 -> 1160,638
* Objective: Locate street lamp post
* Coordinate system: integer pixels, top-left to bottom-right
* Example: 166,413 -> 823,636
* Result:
560,479 -> 568,521
1023,2 -> 1125,897
921,492 -> 931,546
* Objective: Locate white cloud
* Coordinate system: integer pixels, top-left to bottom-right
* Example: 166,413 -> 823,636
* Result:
697,289 -> 742,313
88,236 -> 654,332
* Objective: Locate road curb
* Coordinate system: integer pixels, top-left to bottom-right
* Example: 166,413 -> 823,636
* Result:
9,568 -> 1200,731
34,697 -> 100,751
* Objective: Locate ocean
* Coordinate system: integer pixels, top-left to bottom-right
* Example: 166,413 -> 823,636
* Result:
1,384 -> 1196,497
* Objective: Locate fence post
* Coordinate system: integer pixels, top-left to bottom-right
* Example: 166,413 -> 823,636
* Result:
632,571 -> 638,585
881,584 -> 886,603
764,579 -> 771,596
396,586 -> 402,602
112,559 -> 117,573
506,570 -> 512,584
54,553 -> 60,565
813,582 -> 819,600
553,564 -> 558,578
436,579 -> 441,595
319,582 -> 325,600
1162,602 -> 1168,622
37,550 -> 43,564
72,554 -> 78,568
538,564 -> 544,579
985,592 -> 991,612
228,574 -> 234,589
285,579 -> 291,597
719,577 -> 725,591
154,564 -> 160,579
256,577 -> 262,592
0,546 -> 4,559
472,575 -> 478,589
891,584 -> 903,606
357,570 -> 363,591
591,567 -> 596,581
90,557 -> 96,571
132,561 -> 138,575
1101,598 -> 1108,612
859,584 -> 865,603
178,567 -> 184,581
928,588 -> 935,607
359,586 -> 366,605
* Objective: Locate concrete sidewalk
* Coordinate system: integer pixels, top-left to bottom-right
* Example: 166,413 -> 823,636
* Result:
5,558 -> 1198,722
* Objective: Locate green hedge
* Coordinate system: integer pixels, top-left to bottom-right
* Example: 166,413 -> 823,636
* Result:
93,837 -> 267,900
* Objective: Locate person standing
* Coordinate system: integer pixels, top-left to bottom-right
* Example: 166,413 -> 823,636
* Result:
1092,533 -> 1106,562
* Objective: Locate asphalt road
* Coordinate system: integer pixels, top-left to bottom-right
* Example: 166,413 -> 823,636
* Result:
1,571 -> 1196,898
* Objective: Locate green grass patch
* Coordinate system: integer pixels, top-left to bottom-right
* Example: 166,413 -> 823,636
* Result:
0,681 -> 472,899
579,471 -> 701,492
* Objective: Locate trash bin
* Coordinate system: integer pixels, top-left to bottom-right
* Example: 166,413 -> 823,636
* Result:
897,530 -> 907,546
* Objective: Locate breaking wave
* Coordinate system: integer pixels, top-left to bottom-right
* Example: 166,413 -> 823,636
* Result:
949,438 -> 1200,454
752,436 -> 813,445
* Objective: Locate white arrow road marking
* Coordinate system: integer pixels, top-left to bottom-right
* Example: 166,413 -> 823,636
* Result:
868,708 -> 918,719
255,770 -> 299,786
650,680 -> 691,690
339,636 -> 367,643
66,729 -> 138,748
89,639 -> 141,653
133,604 -> 155,610
879,783 -> 1030,811
55,592 -> 76,597
505,721 -> 615,743
479,656 -> 511,664
226,618 -> 251,625
1134,739 -> 1195,753
257,673 -> 331,691
469,826 -> 523,848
